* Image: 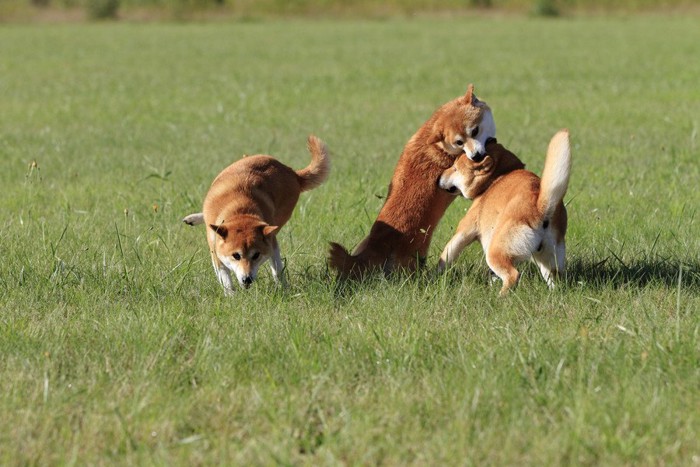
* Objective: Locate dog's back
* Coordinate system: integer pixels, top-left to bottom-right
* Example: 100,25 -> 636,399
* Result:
188,135 -> 329,229
204,155 -> 302,228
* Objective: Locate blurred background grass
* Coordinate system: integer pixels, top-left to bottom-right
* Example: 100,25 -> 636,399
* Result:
2,0 -> 699,21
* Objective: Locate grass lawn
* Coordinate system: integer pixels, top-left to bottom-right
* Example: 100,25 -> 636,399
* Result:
1,15 -> 698,464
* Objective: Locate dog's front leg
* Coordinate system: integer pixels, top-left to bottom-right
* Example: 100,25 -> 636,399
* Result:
437,212 -> 478,273
211,256 -> 235,296
438,233 -> 475,272
217,267 -> 236,296
269,239 -> 287,288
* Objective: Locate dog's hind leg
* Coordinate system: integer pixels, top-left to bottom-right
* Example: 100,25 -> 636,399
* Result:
489,223 -> 543,295
486,250 -> 520,296
485,224 -> 533,296
533,239 -> 566,289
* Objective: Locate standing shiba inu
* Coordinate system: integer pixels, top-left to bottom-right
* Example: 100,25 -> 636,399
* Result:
437,130 -> 571,295
183,136 -> 330,295
329,85 -> 496,280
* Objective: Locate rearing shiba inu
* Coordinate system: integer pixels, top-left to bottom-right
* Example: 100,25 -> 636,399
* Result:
437,130 -> 571,295
183,135 -> 330,295
329,85 -> 496,280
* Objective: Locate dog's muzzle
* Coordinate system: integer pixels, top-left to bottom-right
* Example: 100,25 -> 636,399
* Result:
469,152 -> 485,163
438,177 -> 460,195
468,137 -> 497,163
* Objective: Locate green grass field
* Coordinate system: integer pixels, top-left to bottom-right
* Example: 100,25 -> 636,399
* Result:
1,16 -> 699,464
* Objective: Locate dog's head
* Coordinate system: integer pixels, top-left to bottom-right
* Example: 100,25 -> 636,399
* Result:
439,139 -> 525,199
429,84 -> 496,162
208,216 -> 279,289
438,153 -> 496,200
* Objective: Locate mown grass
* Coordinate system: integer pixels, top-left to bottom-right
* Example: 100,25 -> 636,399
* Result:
1,17 -> 699,464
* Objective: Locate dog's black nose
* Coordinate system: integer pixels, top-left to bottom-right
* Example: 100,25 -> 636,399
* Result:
446,186 -> 458,194
470,152 -> 485,163
242,276 -> 253,286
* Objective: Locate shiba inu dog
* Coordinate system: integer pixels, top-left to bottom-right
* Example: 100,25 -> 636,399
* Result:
329,85 -> 496,279
437,130 -> 571,295
183,136 -> 330,295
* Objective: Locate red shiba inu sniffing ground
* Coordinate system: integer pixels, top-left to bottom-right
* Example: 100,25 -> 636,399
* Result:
437,130 -> 571,295
183,136 -> 330,295
329,85 -> 496,279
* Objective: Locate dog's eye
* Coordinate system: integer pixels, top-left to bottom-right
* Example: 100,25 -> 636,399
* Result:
232,253 -> 241,261
251,252 -> 260,260
470,126 -> 479,138
454,138 -> 464,147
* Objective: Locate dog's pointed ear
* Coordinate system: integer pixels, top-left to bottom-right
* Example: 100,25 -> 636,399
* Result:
261,225 -> 279,237
209,224 -> 228,239
463,84 -> 475,104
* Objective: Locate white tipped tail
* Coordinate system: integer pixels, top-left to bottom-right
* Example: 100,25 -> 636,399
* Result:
537,129 -> 571,220
296,135 -> 330,192
183,212 -> 205,225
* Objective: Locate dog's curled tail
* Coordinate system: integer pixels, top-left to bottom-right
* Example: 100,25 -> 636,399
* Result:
537,129 -> 571,220
297,134 -> 330,192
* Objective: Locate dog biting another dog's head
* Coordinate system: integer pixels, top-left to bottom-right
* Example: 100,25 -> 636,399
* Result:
438,152 -> 496,199
438,139 -> 526,200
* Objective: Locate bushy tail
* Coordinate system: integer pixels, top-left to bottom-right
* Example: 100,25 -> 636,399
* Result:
537,129 -> 571,220
182,212 -> 204,226
297,135 -> 330,192
329,242 -> 366,280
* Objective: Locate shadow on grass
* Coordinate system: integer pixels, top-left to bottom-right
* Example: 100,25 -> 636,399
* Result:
330,255 -> 700,298
567,255 -> 700,290
327,261 -> 483,301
